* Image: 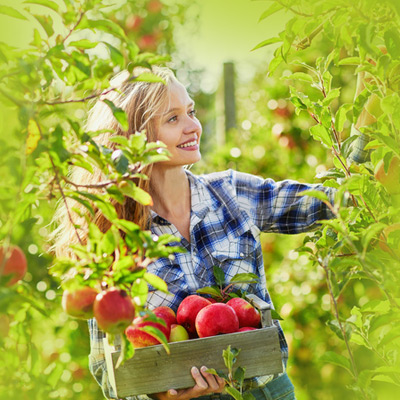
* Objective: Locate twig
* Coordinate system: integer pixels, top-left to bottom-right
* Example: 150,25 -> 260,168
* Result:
62,10 -> 86,45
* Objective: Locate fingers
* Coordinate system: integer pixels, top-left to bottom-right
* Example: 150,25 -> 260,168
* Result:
161,366 -> 226,400
199,366 -> 225,393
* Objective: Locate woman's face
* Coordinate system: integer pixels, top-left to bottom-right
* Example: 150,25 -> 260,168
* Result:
154,80 -> 202,167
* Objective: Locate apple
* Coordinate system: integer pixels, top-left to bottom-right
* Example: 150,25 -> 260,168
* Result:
169,324 -> 189,342
125,15 -> 143,32
147,0 -> 163,13
226,298 -> 261,328
93,288 -> 135,334
153,306 -> 177,328
238,327 -> 257,332
195,303 -> 239,338
62,287 -> 98,319
138,34 -> 157,51
374,156 -> 400,195
0,245 -> 27,286
177,295 -> 212,335
125,314 -> 170,348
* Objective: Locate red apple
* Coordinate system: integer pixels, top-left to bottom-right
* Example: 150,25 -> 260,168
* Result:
195,303 -> 239,338
125,15 -> 143,32
93,288 -> 135,334
138,34 -> 157,51
177,295 -> 212,334
0,245 -> 27,286
238,327 -> 257,332
374,156 -> 400,194
125,314 -> 170,348
147,0 -> 163,13
169,324 -> 189,342
226,298 -> 261,328
153,306 -> 177,328
62,287 -> 98,319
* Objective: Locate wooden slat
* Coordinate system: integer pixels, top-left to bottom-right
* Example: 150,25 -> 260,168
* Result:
106,326 -> 283,398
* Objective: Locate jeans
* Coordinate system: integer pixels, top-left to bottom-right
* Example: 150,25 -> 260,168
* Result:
195,373 -> 296,400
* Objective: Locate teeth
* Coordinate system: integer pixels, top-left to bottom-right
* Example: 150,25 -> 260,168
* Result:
178,140 -> 197,148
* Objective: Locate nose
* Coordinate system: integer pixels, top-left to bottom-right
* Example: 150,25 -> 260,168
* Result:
183,114 -> 202,136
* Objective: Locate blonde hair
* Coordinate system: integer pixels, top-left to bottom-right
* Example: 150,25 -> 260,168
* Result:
50,66 -> 177,258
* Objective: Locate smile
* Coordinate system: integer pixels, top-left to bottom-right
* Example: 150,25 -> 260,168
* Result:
177,140 -> 198,148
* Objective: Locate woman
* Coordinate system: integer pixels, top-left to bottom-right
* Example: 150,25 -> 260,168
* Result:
52,66 -> 369,400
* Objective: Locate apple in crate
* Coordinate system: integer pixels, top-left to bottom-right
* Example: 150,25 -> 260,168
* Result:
195,303 -> 239,338
169,324 -> 189,342
153,306 -> 177,328
177,295 -> 211,335
125,314 -> 171,348
93,288 -> 135,334
226,298 -> 261,328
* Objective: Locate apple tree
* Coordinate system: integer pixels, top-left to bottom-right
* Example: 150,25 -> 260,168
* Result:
249,0 -> 400,398
0,0 -> 192,397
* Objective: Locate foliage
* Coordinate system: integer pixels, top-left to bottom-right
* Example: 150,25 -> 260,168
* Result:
0,0 -> 193,398
207,346 -> 255,400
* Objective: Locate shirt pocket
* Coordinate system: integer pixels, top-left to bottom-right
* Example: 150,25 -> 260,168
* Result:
210,230 -> 258,280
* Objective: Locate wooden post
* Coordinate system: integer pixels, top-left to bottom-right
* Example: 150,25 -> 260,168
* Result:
223,62 -> 237,132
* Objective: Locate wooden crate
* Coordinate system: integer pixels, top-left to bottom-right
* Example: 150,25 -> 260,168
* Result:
104,294 -> 283,398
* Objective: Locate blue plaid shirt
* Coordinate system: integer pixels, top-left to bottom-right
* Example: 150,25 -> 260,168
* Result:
88,169 -> 339,399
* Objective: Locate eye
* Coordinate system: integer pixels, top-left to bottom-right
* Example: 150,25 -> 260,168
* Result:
189,109 -> 197,117
167,115 -> 178,123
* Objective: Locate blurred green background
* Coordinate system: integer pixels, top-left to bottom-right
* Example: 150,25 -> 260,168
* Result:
0,0 -> 397,399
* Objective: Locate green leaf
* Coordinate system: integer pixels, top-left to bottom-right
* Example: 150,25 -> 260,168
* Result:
140,325 -> 170,354
103,99 -> 129,131
134,72 -> 166,84
0,5 -> 27,20
251,37 -> 282,51
96,200 -> 118,222
334,103 -> 352,133
69,39 -> 99,49
320,351 -> 353,375
225,387 -> 243,400
283,72 -> 313,83
297,189 -> 329,203
77,17 -> 127,40
32,14 -> 54,37
196,286 -> 222,298
230,273 -> 259,284
384,27 -> 400,60
103,42 -> 125,68
26,119 -> 41,155
322,88 -> 341,106
213,265 -> 226,286
259,3 -> 284,22
310,124 -> 333,147
143,272 -> 169,293
24,0 -> 59,12
338,57 -> 361,65
271,309 -> 283,320
131,278 -> 148,306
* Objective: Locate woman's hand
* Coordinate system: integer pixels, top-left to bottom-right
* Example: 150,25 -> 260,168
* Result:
152,366 -> 226,400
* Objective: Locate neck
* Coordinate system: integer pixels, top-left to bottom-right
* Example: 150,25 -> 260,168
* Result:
149,166 -> 191,219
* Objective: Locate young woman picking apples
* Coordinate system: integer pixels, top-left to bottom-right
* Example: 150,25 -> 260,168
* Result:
52,66 -> 371,400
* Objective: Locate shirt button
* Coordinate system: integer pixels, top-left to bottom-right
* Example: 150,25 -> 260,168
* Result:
240,252 -> 244,257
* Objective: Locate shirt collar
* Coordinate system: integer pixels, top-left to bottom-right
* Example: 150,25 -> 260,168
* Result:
150,169 -> 215,225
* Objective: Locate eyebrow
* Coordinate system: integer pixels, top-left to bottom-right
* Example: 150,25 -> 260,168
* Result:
163,101 -> 195,115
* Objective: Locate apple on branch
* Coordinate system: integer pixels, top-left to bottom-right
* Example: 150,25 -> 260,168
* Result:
93,288 -> 135,334
0,245 -> 27,287
62,287 -> 98,319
